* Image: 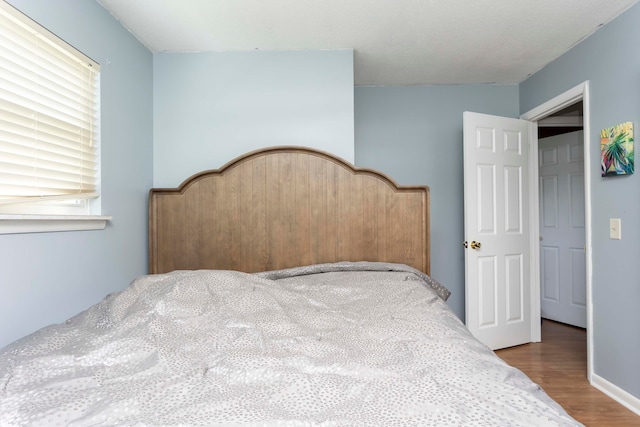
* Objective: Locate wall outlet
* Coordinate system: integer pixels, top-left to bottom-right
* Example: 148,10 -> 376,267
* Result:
610,218 -> 622,240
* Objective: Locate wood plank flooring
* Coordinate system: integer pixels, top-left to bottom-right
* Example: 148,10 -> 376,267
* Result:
496,319 -> 640,426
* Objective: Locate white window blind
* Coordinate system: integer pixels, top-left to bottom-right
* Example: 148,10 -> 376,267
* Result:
0,1 -> 100,211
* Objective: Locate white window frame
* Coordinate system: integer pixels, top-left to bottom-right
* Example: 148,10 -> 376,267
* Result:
0,1 -> 110,234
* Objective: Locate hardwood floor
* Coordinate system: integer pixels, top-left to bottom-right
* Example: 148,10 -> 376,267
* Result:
496,319 -> 640,426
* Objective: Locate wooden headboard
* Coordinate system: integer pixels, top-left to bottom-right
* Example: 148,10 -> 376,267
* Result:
149,146 -> 430,275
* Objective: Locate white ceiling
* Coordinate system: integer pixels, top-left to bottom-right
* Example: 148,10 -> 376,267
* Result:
97,0 -> 639,86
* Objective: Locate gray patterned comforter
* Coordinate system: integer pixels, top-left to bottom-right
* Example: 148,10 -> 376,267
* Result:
0,262 -> 581,426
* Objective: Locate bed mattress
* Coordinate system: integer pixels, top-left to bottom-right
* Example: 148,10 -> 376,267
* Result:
0,262 -> 581,426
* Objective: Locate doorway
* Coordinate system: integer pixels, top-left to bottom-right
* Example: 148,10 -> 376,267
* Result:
521,81 -> 593,382
538,103 -> 587,329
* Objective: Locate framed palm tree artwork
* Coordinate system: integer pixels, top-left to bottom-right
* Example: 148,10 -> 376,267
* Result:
601,121 -> 634,176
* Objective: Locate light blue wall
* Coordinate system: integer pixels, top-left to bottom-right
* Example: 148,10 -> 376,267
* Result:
0,0 -> 153,349
153,50 -> 354,187
520,3 -> 640,399
354,84 -> 520,318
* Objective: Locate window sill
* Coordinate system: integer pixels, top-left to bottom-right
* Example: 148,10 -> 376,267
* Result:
0,214 -> 112,235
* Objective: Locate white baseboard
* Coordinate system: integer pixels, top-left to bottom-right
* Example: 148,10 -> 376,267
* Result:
591,373 -> 640,416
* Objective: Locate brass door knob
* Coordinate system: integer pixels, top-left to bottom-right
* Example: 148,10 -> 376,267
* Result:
463,241 -> 468,248
470,240 -> 481,250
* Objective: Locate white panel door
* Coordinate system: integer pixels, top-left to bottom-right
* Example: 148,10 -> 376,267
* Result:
539,131 -> 586,328
463,112 -> 533,350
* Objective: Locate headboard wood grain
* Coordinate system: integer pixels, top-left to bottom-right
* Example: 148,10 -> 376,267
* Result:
149,146 -> 430,275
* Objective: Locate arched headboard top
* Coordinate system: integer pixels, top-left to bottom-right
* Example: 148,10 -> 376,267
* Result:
149,146 -> 430,275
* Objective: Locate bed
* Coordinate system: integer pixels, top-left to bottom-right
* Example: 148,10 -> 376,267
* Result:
0,147 -> 581,426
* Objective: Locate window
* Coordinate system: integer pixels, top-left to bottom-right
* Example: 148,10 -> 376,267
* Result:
0,0 -> 101,218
